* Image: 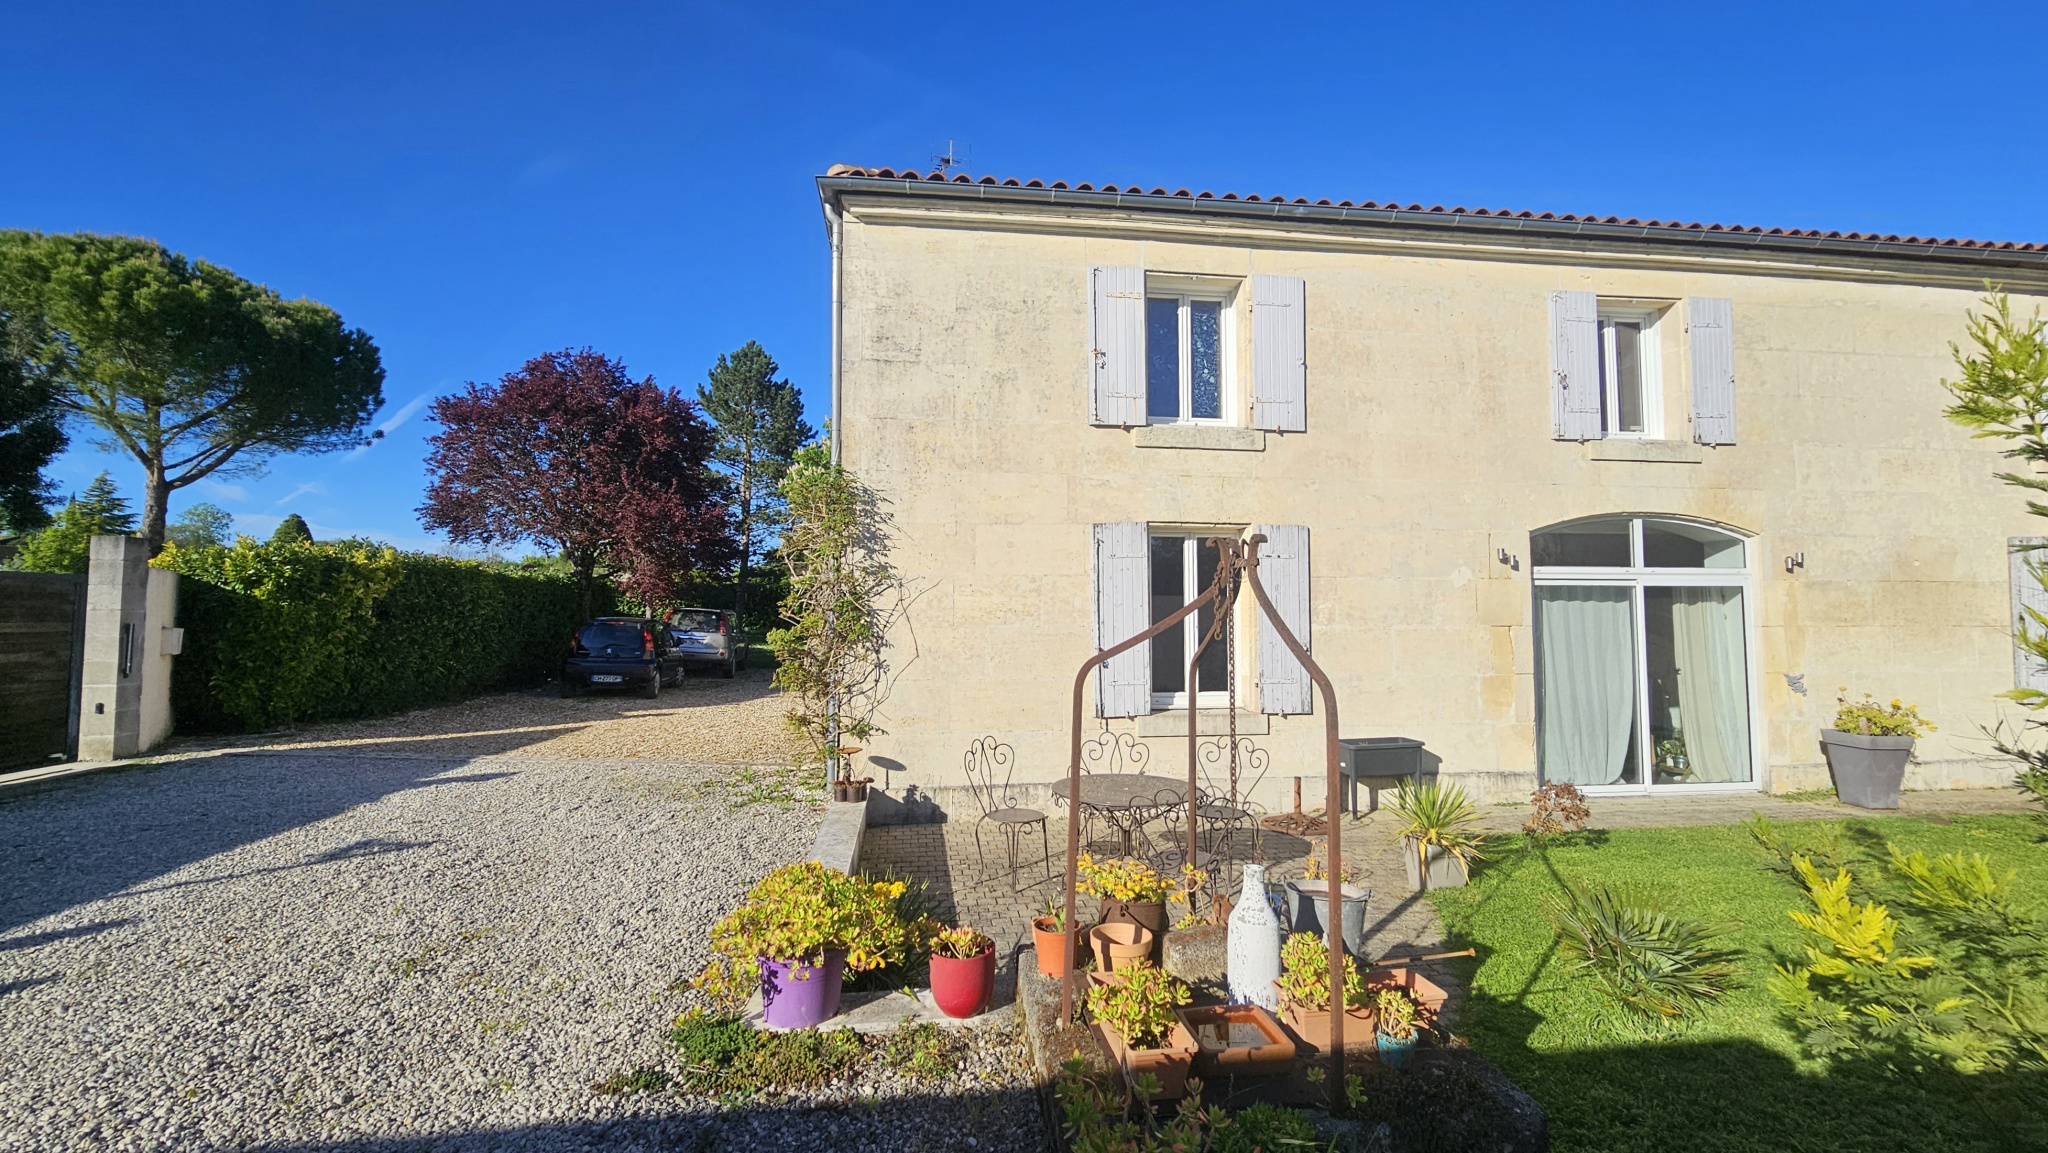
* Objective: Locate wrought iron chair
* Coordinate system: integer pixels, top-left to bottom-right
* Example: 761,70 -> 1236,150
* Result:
1195,736 -> 1271,881
961,736 -> 1049,892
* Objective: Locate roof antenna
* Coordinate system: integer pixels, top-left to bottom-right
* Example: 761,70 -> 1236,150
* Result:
933,140 -> 969,178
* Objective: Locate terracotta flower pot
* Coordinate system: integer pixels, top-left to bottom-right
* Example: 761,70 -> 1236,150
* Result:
1100,898 -> 1167,960
1095,1020 -> 1198,1099
929,941 -> 995,1018
1175,1004 -> 1296,1075
1273,980 -> 1376,1055
1032,916 -> 1086,979
1089,922 -> 1155,973
1364,967 -> 1449,1029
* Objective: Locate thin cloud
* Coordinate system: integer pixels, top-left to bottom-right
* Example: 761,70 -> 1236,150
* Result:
199,480 -> 250,502
347,392 -> 434,459
276,482 -> 326,506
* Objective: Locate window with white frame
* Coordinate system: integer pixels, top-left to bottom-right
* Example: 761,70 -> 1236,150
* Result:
1531,517 -> 1755,793
1149,533 -> 1233,708
1146,288 -> 1233,423
1597,306 -> 1663,437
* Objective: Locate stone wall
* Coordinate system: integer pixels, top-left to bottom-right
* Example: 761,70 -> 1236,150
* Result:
831,191 -> 2038,806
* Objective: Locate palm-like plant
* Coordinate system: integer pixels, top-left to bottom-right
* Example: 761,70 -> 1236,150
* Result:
1545,880 -> 1742,1025
1386,780 -> 1486,881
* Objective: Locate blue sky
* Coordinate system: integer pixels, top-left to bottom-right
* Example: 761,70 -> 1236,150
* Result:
7,1 -> 2045,551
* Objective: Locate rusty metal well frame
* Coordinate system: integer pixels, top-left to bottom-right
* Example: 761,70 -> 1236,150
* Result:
1060,531 -> 1348,1108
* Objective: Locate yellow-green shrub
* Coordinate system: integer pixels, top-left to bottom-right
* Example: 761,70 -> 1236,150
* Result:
156,538 -> 606,731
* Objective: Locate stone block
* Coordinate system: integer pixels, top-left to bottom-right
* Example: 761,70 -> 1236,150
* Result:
1161,923 -> 1228,986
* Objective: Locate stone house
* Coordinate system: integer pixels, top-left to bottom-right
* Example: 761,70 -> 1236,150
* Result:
815,163 -> 2048,812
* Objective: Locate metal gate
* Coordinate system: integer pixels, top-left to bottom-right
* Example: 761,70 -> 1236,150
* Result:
0,572 -> 87,771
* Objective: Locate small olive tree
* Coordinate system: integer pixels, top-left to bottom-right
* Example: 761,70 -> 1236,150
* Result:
768,443 -> 908,776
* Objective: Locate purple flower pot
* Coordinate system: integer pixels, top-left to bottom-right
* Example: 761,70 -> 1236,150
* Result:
759,951 -> 847,1029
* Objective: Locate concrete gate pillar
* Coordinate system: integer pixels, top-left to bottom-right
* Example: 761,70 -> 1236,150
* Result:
78,535 -> 181,761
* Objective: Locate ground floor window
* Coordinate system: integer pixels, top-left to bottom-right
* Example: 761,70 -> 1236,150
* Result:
1150,533 -> 1231,708
1533,517 -> 1755,790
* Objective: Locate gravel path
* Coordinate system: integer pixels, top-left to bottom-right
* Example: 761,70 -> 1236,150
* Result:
172,669 -> 808,767
0,751 -> 1043,1152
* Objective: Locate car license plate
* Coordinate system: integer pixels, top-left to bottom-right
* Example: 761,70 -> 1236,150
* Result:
591,675 -> 623,683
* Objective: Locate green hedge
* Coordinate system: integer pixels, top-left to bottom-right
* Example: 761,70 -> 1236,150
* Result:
156,538 -> 612,732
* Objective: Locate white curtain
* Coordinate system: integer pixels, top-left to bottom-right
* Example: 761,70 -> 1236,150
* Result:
1669,587 -> 1752,783
1536,587 -> 1637,786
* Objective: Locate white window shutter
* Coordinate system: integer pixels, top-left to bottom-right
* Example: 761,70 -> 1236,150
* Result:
1092,522 -> 1151,717
2013,538 -> 2048,692
1089,266 -> 1146,427
1550,290 -> 1602,440
1687,297 -> 1736,445
1251,274 -> 1307,432
1254,524 -> 1312,715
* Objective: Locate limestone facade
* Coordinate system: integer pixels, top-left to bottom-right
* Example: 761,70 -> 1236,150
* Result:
819,171 -> 2048,809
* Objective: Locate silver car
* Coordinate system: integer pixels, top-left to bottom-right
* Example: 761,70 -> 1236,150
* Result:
663,607 -> 736,678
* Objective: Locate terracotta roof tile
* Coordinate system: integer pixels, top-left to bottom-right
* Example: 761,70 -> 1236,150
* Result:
821,164 -> 2047,255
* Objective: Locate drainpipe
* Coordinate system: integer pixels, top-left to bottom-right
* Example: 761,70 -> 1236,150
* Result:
824,197 -> 844,789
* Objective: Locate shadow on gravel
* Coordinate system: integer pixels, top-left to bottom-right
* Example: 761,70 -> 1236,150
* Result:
0,753 -> 501,936
248,1084 -> 1049,1153
0,918 -> 135,951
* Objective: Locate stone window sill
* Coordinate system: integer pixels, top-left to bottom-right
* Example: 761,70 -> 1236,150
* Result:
1583,439 -> 1703,464
1132,424 -> 1265,452
1134,709 -> 1270,737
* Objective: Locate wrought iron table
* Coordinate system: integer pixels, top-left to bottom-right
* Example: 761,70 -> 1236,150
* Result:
1047,773 -> 1188,856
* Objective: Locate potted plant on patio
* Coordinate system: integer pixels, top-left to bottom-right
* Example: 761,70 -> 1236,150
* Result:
1284,842 -> 1370,958
928,926 -> 995,1018
695,861 -> 937,1029
1372,986 -> 1423,1070
1031,896 -> 1089,979
1387,780 -> 1485,890
1819,690 -> 1935,809
1271,930 -> 1373,1054
1076,854 -> 1205,953
1085,960 -> 1198,1099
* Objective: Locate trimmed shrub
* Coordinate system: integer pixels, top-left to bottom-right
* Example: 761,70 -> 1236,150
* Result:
156,538 -> 609,732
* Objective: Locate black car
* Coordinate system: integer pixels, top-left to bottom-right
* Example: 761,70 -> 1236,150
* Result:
560,617 -> 684,698
663,607 -> 737,678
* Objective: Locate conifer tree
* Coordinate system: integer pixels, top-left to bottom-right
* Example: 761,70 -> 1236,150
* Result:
697,342 -> 813,649
10,471 -> 135,572
270,513 -> 313,545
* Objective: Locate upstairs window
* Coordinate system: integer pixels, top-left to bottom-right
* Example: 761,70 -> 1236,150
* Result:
1597,306 -> 1663,438
1146,291 -> 1230,423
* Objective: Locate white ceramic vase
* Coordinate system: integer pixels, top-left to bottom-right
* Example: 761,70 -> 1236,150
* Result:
1226,863 -> 1282,1010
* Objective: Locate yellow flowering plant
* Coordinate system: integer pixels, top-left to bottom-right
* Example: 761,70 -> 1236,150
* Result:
1831,690 -> 1935,738
1075,854 -> 1206,904
695,862 -> 939,1002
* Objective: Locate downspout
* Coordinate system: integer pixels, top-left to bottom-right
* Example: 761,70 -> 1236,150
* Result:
825,196 -> 844,789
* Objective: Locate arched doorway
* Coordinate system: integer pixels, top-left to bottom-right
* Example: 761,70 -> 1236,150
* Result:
1532,516 -> 1758,793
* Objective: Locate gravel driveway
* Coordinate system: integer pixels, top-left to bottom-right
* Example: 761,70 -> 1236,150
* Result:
0,698 -> 1043,1151
184,668 -> 810,766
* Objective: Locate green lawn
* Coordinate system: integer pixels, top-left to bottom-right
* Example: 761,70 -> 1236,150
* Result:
1428,812 -> 2046,1153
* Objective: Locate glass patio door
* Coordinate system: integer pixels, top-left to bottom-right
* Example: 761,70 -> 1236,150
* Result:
1532,518 -> 1756,793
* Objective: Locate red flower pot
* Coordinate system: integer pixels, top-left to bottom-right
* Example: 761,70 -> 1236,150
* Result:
929,941 -> 995,1018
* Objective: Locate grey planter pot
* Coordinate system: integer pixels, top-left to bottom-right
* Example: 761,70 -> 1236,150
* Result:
1818,728 -> 1914,809
1282,880 -> 1370,958
1401,838 -> 1469,890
